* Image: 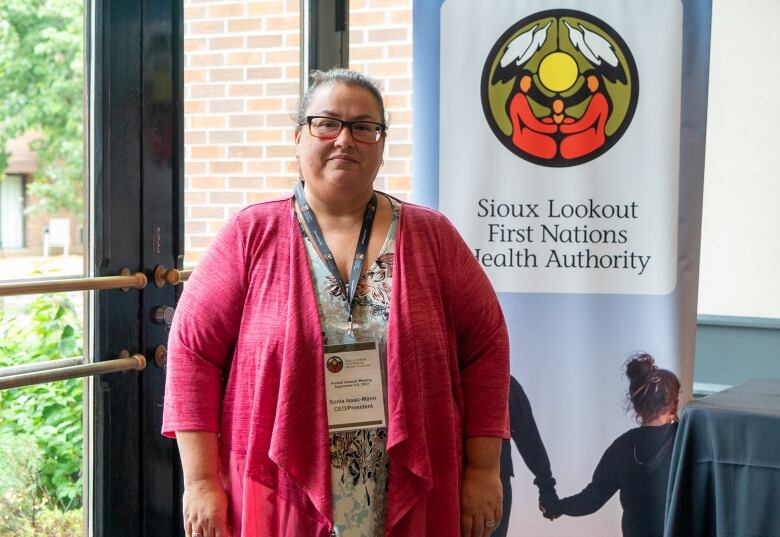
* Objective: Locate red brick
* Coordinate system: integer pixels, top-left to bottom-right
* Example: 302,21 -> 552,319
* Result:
185,192 -> 207,206
228,18 -> 263,33
247,98 -> 285,111
247,3 -> 283,16
210,161 -> 244,174
266,145 -> 295,158
265,16 -> 299,31
388,44 -> 412,58
190,176 -> 227,189
208,220 -> 228,234
351,11 -> 386,26
229,114 -> 262,128
266,176 -> 297,189
370,0 -> 409,7
185,70 -> 207,83
191,146 -> 224,160
209,191 -> 245,204
209,36 -> 244,50
247,67 -> 283,80
350,46 -> 385,61
228,84 -> 263,97
229,177 -> 263,189
389,10 -> 412,24
285,33 -> 300,48
267,50 -> 299,64
266,113 -> 297,127
207,3 -> 245,18
388,110 -> 412,125
190,206 -> 225,219
388,176 -> 412,191
389,77 -> 412,92
350,30 -> 366,45
210,68 -> 244,82
187,221 -> 207,234
387,126 -> 409,140
247,130 -> 283,143
190,53 -> 224,67
285,160 -> 300,174
184,6 -> 207,20
185,161 -> 207,175
366,62 -> 407,77
368,28 -> 408,42
285,65 -> 300,80
247,34 -> 284,48
284,0 -> 299,13
247,191 -> 285,204
247,160 -> 284,173
227,51 -> 264,66
379,159 -> 405,174
189,236 -> 217,248
184,38 -> 207,52
209,99 -> 244,113
190,84 -> 226,98
384,94 -> 408,108
266,82 -> 298,96
389,143 -> 411,157
191,115 -> 226,129
183,251 -> 204,266
191,21 -> 225,34
209,131 -> 244,144
185,131 -> 206,144
229,146 -> 263,158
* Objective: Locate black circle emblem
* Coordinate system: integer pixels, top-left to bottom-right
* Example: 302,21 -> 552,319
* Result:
481,9 -> 639,167
326,355 -> 344,374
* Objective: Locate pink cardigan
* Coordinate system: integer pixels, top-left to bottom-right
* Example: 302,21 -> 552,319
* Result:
162,197 -> 509,536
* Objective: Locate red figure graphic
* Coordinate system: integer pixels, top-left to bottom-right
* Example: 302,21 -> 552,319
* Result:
509,75 -> 558,159
559,75 -> 609,160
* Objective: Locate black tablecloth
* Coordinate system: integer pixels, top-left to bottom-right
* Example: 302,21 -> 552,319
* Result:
665,379 -> 780,537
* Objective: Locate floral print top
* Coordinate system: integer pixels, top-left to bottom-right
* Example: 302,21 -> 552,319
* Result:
298,194 -> 400,537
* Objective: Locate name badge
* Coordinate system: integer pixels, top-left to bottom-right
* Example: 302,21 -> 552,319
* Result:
323,341 -> 386,432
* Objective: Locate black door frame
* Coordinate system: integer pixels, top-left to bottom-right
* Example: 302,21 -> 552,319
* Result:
92,1 -> 346,534
92,0 -> 183,534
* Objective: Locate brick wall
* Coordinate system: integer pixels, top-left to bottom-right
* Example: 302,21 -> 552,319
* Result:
183,0 -> 413,265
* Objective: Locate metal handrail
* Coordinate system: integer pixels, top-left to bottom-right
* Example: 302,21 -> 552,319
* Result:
0,357 -> 83,377
0,269 -> 147,297
153,267 -> 192,287
0,353 -> 146,391
165,268 -> 192,285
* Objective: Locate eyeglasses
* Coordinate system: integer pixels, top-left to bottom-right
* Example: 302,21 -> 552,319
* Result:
301,116 -> 386,144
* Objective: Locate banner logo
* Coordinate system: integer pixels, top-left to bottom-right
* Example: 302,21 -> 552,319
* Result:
481,10 -> 639,167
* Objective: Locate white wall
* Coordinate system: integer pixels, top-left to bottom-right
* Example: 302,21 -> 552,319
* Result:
698,0 -> 780,318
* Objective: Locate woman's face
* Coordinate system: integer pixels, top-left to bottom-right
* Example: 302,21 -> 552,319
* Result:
295,82 -> 385,198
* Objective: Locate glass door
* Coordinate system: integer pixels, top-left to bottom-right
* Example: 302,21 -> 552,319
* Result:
0,1 -> 88,534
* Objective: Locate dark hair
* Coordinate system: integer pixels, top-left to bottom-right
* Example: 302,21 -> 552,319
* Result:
625,353 -> 680,423
295,68 -> 387,127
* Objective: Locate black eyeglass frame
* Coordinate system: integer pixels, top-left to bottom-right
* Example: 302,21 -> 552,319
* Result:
300,115 -> 387,144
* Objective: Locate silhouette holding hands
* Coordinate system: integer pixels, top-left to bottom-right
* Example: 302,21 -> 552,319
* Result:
542,354 -> 680,537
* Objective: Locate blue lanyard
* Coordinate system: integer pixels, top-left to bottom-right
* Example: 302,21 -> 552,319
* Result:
294,182 -> 377,334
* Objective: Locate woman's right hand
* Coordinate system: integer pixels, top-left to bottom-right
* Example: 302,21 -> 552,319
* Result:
183,477 -> 232,537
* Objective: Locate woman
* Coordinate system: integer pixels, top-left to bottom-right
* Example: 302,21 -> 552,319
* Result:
162,69 -> 510,537
543,353 -> 680,537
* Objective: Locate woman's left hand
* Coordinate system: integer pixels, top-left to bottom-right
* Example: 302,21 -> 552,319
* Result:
461,465 -> 503,537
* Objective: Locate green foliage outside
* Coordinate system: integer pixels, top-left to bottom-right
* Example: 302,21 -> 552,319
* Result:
0,294 -> 84,534
0,0 -> 84,217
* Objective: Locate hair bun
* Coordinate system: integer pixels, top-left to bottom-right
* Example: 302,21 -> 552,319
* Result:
625,353 -> 657,381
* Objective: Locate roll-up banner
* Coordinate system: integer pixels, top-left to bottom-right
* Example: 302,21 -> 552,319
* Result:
412,1 -> 711,535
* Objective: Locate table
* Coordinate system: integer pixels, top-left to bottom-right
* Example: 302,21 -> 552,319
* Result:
665,379 -> 780,537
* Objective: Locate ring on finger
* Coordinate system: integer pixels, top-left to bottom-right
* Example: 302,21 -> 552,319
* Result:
484,519 -> 496,529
